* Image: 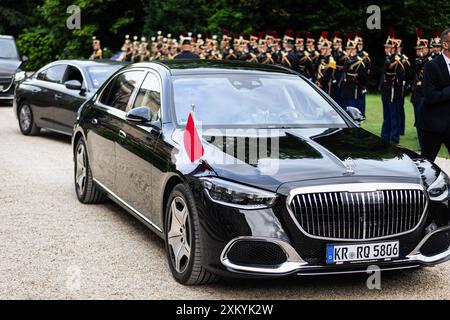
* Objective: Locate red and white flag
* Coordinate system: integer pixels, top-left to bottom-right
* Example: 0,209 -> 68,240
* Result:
183,112 -> 204,162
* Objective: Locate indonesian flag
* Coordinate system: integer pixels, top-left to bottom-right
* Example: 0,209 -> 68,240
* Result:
183,112 -> 204,162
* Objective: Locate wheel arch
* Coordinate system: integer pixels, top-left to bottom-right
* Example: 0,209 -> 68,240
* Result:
72,130 -> 86,157
161,174 -> 185,229
15,96 -> 28,118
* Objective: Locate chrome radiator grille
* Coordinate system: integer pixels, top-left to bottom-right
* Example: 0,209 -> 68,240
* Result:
288,188 -> 427,240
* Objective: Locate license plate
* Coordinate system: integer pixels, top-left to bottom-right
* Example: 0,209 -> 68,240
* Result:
326,241 -> 399,264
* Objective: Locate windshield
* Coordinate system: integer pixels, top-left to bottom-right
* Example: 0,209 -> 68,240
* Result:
0,39 -> 19,60
172,74 -> 347,128
87,65 -> 122,88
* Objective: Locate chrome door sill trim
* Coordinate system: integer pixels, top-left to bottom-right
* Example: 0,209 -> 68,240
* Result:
93,178 -> 163,233
296,264 -> 421,276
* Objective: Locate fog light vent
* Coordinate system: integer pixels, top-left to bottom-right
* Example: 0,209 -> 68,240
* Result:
227,240 -> 287,266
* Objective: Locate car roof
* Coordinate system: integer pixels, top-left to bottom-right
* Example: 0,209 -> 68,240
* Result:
53,59 -> 126,68
131,60 -> 298,76
0,35 -> 15,40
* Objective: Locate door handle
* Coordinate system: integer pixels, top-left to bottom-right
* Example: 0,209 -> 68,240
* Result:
119,130 -> 127,139
91,118 -> 98,125
55,93 -> 63,99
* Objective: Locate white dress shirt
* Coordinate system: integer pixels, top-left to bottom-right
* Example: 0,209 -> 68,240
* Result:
442,52 -> 450,77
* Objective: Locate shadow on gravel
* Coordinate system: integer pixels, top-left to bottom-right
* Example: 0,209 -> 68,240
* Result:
39,130 -> 72,144
101,199 -> 165,248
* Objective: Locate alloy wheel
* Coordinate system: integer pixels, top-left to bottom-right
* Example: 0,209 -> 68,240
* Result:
19,105 -> 32,132
167,196 -> 192,274
75,143 -> 87,195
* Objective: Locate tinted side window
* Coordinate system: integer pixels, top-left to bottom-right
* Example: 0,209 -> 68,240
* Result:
64,66 -> 84,86
44,65 -> 67,83
37,70 -> 47,81
100,71 -> 144,112
132,73 -> 161,121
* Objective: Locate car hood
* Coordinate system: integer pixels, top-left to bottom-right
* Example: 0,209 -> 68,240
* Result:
0,59 -> 21,75
173,127 -> 422,194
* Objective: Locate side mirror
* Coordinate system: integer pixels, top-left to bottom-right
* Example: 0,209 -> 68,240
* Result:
65,80 -> 82,91
346,107 -> 365,125
22,56 -> 28,63
126,106 -> 153,124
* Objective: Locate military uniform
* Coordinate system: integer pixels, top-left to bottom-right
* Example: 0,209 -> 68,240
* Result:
316,37 -> 337,96
174,36 -> 199,60
380,36 -> 405,145
395,38 -> 411,136
411,29 -> 432,150
430,30 -> 442,59
306,33 -> 320,81
295,38 -> 313,79
331,32 -> 346,106
341,39 -> 367,112
280,36 -> 300,72
355,35 -> 371,115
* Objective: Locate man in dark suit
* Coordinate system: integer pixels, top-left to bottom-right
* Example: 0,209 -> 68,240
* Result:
174,36 -> 200,60
417,28 -> 450,161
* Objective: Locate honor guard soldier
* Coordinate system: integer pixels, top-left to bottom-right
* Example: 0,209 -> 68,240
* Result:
139,37 -> 150,62
380,32 -> 405,145
259,39 -> 275,65
296,34 -> 314,80
354,32 -> 371,114
411,28 -> 432,150
395,35 -> 411,136
341,37 -> 367,112
131,36 -> 141,62
430,30 -> 443,59
174,36 -> 200,60
332,31 -> 346,106
157,31 -> 163,43
316,35 -> 337,96
306,32 -> 320,80
280,33 -> 300,72
89,36 -> 103,60
151,38 -> 163,61
120,35 -> 133,62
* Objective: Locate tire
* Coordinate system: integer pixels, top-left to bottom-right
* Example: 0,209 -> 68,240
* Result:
18,102 -> 40,136
74,137 -> 106,204
164,184 -> 218,285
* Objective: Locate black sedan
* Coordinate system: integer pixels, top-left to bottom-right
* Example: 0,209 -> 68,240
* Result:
0,35 -> 27,104
13,60 -> 124,135
72,60 -> 450,285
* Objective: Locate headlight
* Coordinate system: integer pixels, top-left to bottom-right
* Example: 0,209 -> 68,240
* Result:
427,171 -> 449,201
201,177 -> 278,209
14,71 -> 26,82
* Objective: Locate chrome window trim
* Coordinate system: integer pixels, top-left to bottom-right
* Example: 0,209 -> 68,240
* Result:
95,68 -> 156,119
286,183 -> 429,242
93,178 -> 163,233
128,70 -> 164,123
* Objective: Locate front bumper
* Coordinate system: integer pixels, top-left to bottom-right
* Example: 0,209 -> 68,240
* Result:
220,226 -> 450,276
193,183 -> 450,278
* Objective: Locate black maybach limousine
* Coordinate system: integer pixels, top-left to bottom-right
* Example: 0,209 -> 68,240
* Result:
72,60 -> 450,285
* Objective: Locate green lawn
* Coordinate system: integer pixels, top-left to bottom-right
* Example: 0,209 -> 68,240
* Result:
362,94 -> 449,159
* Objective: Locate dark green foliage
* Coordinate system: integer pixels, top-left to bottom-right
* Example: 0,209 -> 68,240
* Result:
1,0 -> 450,82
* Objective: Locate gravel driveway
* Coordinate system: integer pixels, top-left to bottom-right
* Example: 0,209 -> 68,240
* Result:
0,106 -> 448,299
